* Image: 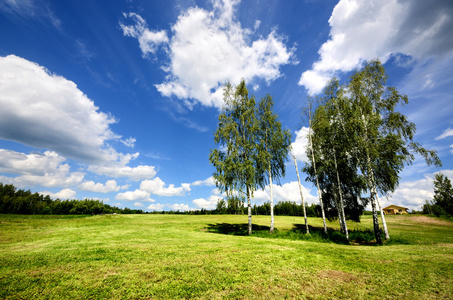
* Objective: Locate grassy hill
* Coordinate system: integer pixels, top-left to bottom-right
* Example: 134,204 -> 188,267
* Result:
1,214 -> 452,299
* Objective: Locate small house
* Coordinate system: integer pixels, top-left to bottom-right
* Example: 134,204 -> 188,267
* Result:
382,205 -> 409,215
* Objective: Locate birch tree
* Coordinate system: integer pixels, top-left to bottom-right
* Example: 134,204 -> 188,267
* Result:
209,80 -> 264,235
306,97 -> 328,234
347,59 -> 441,244
256,95 -> 291,234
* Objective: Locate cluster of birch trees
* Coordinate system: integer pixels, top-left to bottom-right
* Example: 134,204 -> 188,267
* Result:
210,60 -> 441,244
304,60 -> 441,244
209,80 -> 291,235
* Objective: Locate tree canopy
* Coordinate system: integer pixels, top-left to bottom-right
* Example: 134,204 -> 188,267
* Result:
303,59 -> 441,244
209,80 -> 290,235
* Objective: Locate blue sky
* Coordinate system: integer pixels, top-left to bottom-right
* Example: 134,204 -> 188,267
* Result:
0,0 -> 452,212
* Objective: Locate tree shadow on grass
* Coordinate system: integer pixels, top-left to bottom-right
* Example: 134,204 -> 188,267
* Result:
205,222 -> 405,245
293,224 -> 391,245
206,223 -> 271,236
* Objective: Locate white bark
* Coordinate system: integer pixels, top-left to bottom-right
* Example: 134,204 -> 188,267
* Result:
247,186 -> 252,235
269,164 -> 274,234
374,185 -> 390,239
333,152 -> 348,240
308,123 -> 328,234
293,154 -> 309,234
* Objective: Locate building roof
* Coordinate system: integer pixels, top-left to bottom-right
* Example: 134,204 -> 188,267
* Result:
382,205 -> 408,210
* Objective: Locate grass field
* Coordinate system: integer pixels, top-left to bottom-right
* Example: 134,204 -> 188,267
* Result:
1,213 -> 452,299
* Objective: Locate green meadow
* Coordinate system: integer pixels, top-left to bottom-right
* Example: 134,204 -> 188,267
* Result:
1,214 -> 452,299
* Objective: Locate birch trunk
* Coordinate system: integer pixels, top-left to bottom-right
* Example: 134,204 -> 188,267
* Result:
293,154 -> 309,234
269,164 -> 274,234
374,186 -> 390,239
247,186 -> 252,235
308,125 -> 328,234
333,152 -> 348,240
360,113 -> 382,244
366,151 -> 382,245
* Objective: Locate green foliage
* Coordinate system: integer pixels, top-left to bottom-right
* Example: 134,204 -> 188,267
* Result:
433,173 -> 453,216
226,195 -> 245,214
0,182 -> 142,215
256,94 -> 292,185
210,80 -> 262,198
210,80 -> 291,234
303,60 -> 442,243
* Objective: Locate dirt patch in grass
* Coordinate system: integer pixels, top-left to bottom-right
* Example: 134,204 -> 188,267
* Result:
405,216 -> 452,226
317,270 -> 357,283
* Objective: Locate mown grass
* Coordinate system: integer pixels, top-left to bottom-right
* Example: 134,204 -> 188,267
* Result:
0,214 -> 452,299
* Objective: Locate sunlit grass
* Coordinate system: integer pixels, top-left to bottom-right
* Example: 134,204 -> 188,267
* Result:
1,214 -> 452,299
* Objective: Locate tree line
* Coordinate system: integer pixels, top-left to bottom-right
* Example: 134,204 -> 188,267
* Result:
0,183 -> 145,215
213,197 -> 321,217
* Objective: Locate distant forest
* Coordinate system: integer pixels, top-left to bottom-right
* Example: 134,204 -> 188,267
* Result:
0,182 -> 321,216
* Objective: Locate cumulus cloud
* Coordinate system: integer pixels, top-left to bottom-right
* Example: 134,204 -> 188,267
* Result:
192,176 -> 216,187
0,149 -> 65,175
134,202 -> 144,207
0,55 -> 158,182
89,164 -> 157,181
0,55 -> 121,164
169,203 -> 190,211
193,195 -> 222,210
120,12 -> 168,57
140,177 -> 191,196
147,203 -> 166,211
40,188 -> 77,200
384,176 -> 434,210
0,149 -> 84,188
252,181 -> 318,205
122,0 -> 295,108
78,180 -> 128,193
382,169 -> 453,211
290,127 -> 310,163
115,189 -> 155,202
299,0 -> 453,94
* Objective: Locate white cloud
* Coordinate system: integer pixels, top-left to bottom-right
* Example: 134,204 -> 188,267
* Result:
192,176 -> 216,187
299,0 -> 453,94
193,195 -> 222,210
40,188 -> 77,200
253,181 -> 318,205
120,137 -> 136,148
436,128 -> 453,140
89,164 -> 157,181
0,149 -> 65,175
123,0 -> 295,108
0,149 -> 84,188
78,180 -> 128,193
169,203 -> 190,211
0,55 -> 122,164
147,203 -> 166,211
134,202 -> 144,207
115,189 -> 155,202
385,169 -> 453,211
120,12 -> 168,57
290,127 -> 310,163
140,177 -> 191,196
0,55 -> 158,182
